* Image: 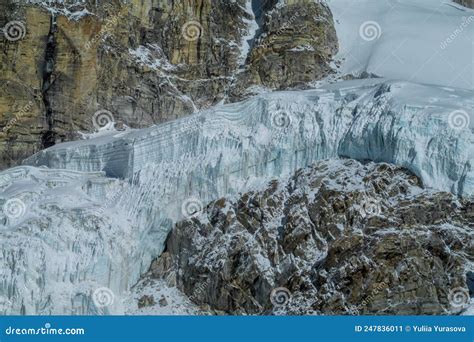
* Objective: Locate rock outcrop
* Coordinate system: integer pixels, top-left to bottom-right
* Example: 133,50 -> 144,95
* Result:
150,159 -> 473,315
0,0 -> 337,168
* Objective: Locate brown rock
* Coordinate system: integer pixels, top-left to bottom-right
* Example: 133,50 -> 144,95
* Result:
138,294 -> 155,308
0,0 -> 338,168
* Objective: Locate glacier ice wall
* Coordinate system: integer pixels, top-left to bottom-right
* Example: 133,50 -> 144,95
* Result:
26,79 -> 474,197
0,79 -> 472,315
0,167 -> 151,315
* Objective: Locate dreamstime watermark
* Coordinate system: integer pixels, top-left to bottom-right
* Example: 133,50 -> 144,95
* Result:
0,295 -> 12,313
5,323 -> 85,336
360,197 -> 382,218
2,198 -> 27,219
359,21 -> 382,41
85,6 -> 128,50
271,110 -> 292,129
421,238 -> 461,274
347,305 -> 360,315
92,287 -> 115,308
181,21 -> 203,42
448,287 -> 470,309
92,109 -> 115,130
447,110 -> 470,130
1,21 -> 26,41
440,16 -> 474,50
0,174 -> 12,187
94,186 -> 129,217
325,281 -> 389,315
181,197 -> 204,218
270,287 -> 292,308
189,278 -> 211,302
2,95 -> 42,134
347,281 -> 388,315
257,11 -> 303,49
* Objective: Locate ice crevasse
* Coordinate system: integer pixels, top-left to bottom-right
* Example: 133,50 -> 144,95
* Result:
0,79 -> 472,314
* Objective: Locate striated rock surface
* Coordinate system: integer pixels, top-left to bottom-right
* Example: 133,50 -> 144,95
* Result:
150,159 -> 474,315
0,0 -> 338,168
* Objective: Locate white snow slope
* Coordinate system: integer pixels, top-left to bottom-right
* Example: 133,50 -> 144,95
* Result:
327,0 -> 474,90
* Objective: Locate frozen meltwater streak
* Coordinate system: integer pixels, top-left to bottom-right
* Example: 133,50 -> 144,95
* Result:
0,79 -> 472,314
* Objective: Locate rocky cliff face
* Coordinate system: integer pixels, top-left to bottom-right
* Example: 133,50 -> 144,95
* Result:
150,159 -> 473,315
0,0 -> 337,168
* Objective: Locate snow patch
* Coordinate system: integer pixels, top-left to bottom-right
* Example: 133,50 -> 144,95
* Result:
129,45 -> 176,71
327,0 -> 474,89
238,0 -> 259,66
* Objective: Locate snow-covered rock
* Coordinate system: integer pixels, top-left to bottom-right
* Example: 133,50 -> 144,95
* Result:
150,159 -> 473,315
25,0 -> 94,21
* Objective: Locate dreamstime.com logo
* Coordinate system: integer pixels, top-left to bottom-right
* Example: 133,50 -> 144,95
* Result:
359,21 -> 382,41
2,198 -> 27,220
92,287 -> 115,308
0,295 -> 12,313
447,110 -> 470,130
2,95 -> 42,134
440,16 -> 474,50
181,197 -> 204,218
181,20 -> 203,41
344,281 -> 389,315
270,287 -> 292,308
92,109 -> 115,130
85,6 -> 129,50
256,11 -> 302,49
448,287 -> 470,309
271,110 -> 292,129
0,174 -> 12,187
1,21 -> 26,41
5,323 -> 85,336
189,278 -> 211,302
360,197 -> 382,218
